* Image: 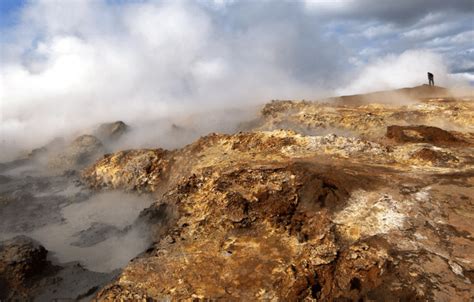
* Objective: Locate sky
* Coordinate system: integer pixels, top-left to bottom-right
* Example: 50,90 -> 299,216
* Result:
0,0 -> 473,156
0,0 -> 26,27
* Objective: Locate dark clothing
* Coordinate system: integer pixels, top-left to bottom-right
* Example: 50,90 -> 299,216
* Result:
428,72 -> 434,86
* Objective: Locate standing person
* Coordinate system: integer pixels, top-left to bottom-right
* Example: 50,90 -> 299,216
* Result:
427,72 -> 434,86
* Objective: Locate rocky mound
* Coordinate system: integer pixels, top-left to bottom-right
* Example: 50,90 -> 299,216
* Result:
0,235 -> 116,301
82,99 -> 473,301
83,148 -> 171,192
2,86 -> 472,301
94,121 -> 129,142
329,84 -> 451,105
86,140 -> 473,300
0,236 -> 48,299
410,147 -> 460,166
386,125 -> 467,146
257,92 -> 474,141
0,121 -> 129,176
94,163 -> 372,300
48,134 -> 105,171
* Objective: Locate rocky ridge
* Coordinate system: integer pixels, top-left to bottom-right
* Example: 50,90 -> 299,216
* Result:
80,86 -> 474,301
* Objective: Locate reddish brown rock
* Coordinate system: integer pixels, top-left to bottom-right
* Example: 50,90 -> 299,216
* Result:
81,89 -> 474,301
386,125 -> 466,146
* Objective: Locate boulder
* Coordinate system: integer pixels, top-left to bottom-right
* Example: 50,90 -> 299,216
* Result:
48,135 -> 105,171
94,121 -> 128,142
0,236 -> 49,299
28,137 -> 65,161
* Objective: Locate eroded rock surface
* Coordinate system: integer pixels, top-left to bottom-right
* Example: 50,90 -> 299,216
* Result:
48,135 -> 105,171
0,235 -> 114,301
0,236 -> 48,299
82,87 -> 474,301
386,125 -> 467,146
94,121 -> 129,143
1,122 -> 129,176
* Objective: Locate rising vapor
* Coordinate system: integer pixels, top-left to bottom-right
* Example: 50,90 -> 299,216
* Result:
0,0 -> 468,159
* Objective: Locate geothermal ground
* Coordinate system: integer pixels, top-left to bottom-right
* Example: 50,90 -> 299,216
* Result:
1,85 -> 473,301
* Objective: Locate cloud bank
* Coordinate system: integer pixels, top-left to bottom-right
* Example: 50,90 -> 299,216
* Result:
0,0 -> 472,158
338,50 -> 450,95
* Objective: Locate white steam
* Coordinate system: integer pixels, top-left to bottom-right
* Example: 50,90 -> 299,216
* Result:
0,1 -> 464,158
0,1 -> 326,154
338,50 -> 460,95
0,191 -> 154,272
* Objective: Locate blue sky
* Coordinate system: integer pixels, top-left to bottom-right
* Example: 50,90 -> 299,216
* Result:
0,0 -> 26,27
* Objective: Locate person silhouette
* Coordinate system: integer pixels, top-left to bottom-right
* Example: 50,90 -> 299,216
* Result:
427,72 -> 434,86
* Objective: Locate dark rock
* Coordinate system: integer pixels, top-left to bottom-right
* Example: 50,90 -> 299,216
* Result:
32,263 -> 117,301
28,137 -> 65,162
135,203 -> 177,240
49,135 -> 105,170
386,125 -> 466,146
411,147 -> 458,165
71,222 -> 123,247
95,121 -> 129,142
0,193 -> 66,233
0,236 -> 116,301
0,158 -> 29,173
0,175 -> 12,184
0,236 -> 49,299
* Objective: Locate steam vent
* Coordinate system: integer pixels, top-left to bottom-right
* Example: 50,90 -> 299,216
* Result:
1,85 -> 472,301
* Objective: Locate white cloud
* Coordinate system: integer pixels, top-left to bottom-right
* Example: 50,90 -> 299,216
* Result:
362,24 -> 395,38
303,0 -> 354,12
0,0 -> 472,159
450,72 -> 474,83
0,0 -> 341,155
338,50 -> 454,95
426,30 -> 474,47
403,22 -> 458,40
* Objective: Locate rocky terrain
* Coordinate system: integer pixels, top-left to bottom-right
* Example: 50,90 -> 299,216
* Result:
0,121 -> 142,300
1,85 -> 473,301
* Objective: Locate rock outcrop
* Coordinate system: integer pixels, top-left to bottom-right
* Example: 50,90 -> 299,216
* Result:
0,236 -> 48,300
2,86 -> 472,301
2,122 -> 129,175
257,93 -> 474,141
386,125 -> 467,146
48,134 -> 105,171
82,87 -> 474,301
94,121 -> 129,143
0,235 -> 116,301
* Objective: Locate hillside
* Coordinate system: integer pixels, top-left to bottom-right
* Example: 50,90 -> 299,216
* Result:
85,86 -> 474,301
1,86 -> 473,301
